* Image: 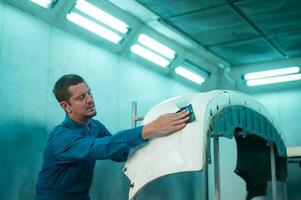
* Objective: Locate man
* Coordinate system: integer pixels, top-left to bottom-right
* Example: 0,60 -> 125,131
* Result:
35,74 -> 189,200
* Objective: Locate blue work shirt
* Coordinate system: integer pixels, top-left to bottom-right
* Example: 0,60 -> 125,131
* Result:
35,115 -> 145,200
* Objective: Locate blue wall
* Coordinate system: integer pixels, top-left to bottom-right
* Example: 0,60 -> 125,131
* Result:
253,88 -> 301,147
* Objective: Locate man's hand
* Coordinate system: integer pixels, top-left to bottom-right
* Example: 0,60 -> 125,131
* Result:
142,110 -> 190,140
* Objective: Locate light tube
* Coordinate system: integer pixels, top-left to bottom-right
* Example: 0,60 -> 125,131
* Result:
30,0 -> 54,8
247,73 -> 301,86
175,66 -> 205,84
138,34 -> 175,59
244,66 -> 300,80
130,44 -> 170,68
67,12 -> 122,43
75,0 -> 129,34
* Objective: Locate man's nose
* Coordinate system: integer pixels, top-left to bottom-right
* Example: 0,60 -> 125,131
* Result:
86,94 -> 93,103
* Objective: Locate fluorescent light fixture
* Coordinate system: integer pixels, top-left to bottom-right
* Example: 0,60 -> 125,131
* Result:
30,0 -> 57,9
247,73 -> 301,86
75,0 -> 129,34
138,34 -> 176,59
175,66 -> 205,84
67,12 -> 122,43
244,66 -> 300,80
131,44 -> 170,68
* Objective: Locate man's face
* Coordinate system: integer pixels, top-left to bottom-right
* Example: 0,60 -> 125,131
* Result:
61,82 -> 97,122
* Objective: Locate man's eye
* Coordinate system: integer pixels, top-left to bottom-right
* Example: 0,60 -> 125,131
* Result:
78,95 -> 85,100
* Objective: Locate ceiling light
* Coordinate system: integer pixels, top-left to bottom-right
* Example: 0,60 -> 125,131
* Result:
130,44 -> 170,68
138,34 -> 175,59
30,0 -> 57,9
175,66 -> 205,84
75,0 -> 129,34
66,0 -> 129,43
66,12 -> 122,43
244,66 -> 300,80
247,73 -> 301,86
130,34 -> 176,68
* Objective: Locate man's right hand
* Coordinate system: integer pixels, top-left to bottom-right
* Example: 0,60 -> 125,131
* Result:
142,110 -> 190,140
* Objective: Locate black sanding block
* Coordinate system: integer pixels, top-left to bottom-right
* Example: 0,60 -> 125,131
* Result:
176,104 -> 196,124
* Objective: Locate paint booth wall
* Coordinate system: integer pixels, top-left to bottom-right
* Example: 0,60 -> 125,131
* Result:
253,89 -> 301,147
0,2 -> 202,200
2,1 -> 301,200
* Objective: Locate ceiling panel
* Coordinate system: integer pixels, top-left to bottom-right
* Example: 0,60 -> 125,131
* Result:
137,0 -> 227,18
137,0 -> 301,66
269,30 -> 301,58
208,37 -> 284,66
4,0 -> 301,67
168,5 -> 259,46
235,0 -> 301,34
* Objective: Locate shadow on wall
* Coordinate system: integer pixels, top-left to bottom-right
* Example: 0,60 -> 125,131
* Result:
0,123 -> 203,200
91,160 -> 130,200
0,124 -> 47,200
132,171 -> 203,200
287,160 -> 301,200
92,163 -> 203,200
91,160 -> 203,200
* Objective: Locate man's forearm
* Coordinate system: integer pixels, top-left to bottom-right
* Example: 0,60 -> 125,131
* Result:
141,123 -> 155,140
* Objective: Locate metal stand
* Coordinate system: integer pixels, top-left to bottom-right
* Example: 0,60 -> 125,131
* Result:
283,181 -> 288,200
213,134 -> 220,200
270,142 -> 277,200
203,131 -> 211,200
204,161 -> 209,200
204,132 -> 221,200
131,101 -> 144,128
131,102 -> 286,200
206,137 -> 283,200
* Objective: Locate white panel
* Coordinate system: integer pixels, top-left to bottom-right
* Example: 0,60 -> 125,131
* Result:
124,92 -> 211,200
124,90 -> 281,200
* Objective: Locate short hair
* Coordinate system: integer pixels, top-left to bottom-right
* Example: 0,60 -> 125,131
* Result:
53,74 -> 85,103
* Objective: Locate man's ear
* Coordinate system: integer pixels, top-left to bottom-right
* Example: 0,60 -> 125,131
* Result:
60,101 -> 72,113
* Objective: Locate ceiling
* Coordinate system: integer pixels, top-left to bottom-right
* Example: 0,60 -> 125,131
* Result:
2,0 -> 301,91
3,0 -> 301,68
135,0 -> 301,67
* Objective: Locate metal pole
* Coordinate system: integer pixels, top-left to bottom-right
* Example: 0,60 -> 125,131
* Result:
131,101 -> 144,128
204,131 -> 212,200
270,142 -> 277,200
283,181 -> 288,200
131,101 -> 137,128
204,162 -> 209,200
213,135 -> 220,200
204,133 -> 210,200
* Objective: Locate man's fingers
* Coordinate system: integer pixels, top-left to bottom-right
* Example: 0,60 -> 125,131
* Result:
173,111 -> 189,120
174,123 -> 186,130
152,111 -> 190,136
167,123 -> 185,134
172,116 -> 190,125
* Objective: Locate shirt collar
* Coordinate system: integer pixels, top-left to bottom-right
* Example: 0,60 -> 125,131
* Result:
63,114 -> 90,129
